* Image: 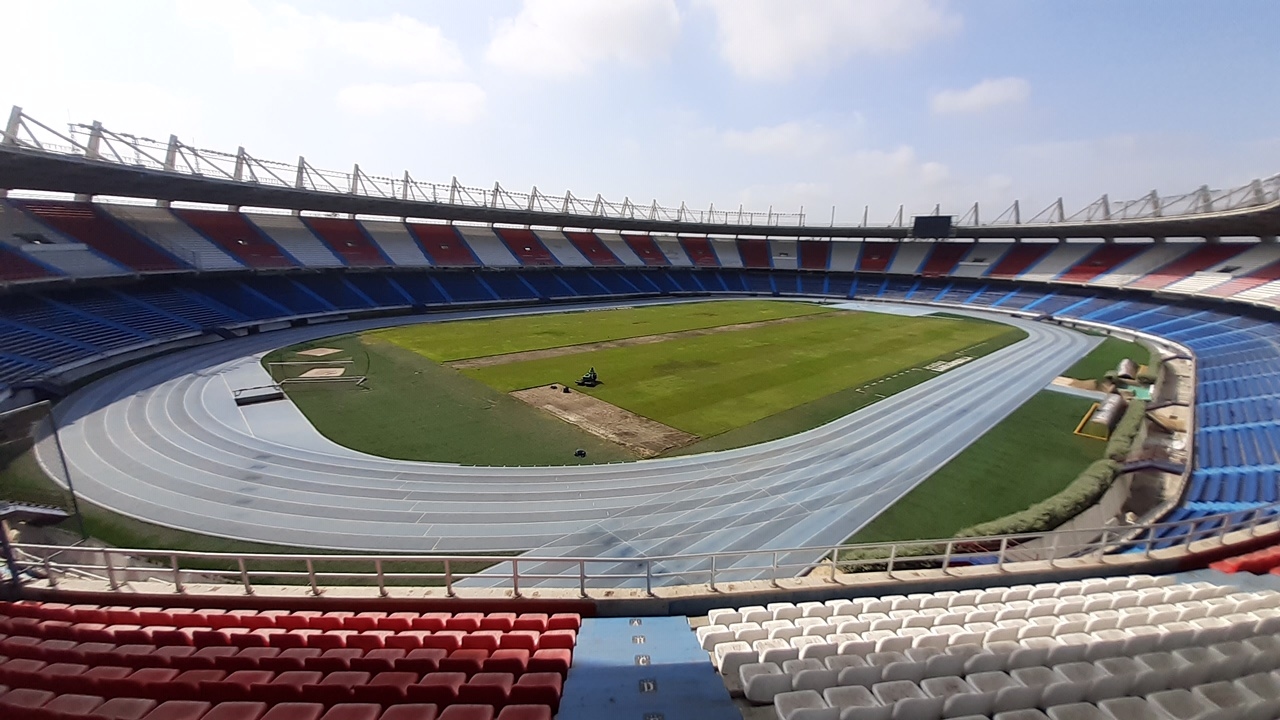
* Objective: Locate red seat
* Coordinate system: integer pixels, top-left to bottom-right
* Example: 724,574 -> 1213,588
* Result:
310,631 -> 354,650
445,614 -> 483,633
159,669 -> 225,702
348,632 -> 392,651
478,615 -> 514,632
460,632 -> 501,652
40,621 -> 78,641
436,706 -> 493,720
457,672 -> 513,708
36,639 -> 81,662
495,706 -> 550,720
509,673 -> 562,712
151,629 -> 195,647
386,632 -> 428,651
526,649 -> 570,677
439,649 -> 488,675
193,630 -> 233,648
228,629 -> 268,649
420,633 -> 465,653
350,649 -> 403,673
273,613 -> 320,631
377,704 -> 438,720
202,670 -> 275,702
270,630 -> 318,649
349,613 -> 387,632
546,614 -> 579,631
309,648 -> 364,672
137,610 -> 174,627
497,633 -> 537,652
482,650 -> 529,675
319,704 -> 381,720
256,671 -> 322,703
110,625 -> 154,645
511,615 -> 547,633
377,613 -> 418,632
0,687 -> 54,709
538,630 -> 575,649
72,623 -> 114,644
259,703 -> 325,720
412,614 -> 450,632
33,661 -> 89,692
115,645 -> 165,667
350,671 -> 416,704
405,672 -> 466,705
302,671 -> 369,705
153,646 -> 199,668
264,649 -> 319,672
397,648 -> 446,674
75,642 -> 121,666
201,701 -> 270,720
91,697 -> 158,719
82,665 -> 133,694
181,646 -> 237,670
314,614 -> 352,632
230,611 -> 272,630
223,647 -> 282,671
43,693 -> 106,718
140,700 -> 213,720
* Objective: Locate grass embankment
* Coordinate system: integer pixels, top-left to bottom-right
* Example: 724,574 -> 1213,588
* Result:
1063,337 -> 1150,383
846,391 -> 1104,545
465,312 -> 1012,438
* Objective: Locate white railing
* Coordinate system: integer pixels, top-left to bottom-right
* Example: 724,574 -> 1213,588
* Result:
4,106 -> 1277,230
11,501 -> 1276,598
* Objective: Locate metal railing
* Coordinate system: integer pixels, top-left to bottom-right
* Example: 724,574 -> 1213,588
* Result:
4,106 -> 1277,230
11,501 -> 1277,599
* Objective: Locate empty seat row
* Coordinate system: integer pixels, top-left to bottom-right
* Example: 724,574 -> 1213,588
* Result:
0,661 -> 562,709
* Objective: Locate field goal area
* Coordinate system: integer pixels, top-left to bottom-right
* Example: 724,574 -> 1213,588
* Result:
268,358 -> 368,387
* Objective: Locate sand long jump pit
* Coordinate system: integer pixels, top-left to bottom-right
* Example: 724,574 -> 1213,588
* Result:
510,384 -> 696,457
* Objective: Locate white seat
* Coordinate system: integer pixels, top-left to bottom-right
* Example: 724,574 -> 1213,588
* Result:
797,617 -> 830,630
772,603 -> 805,621
1018,624 -> 1055,640
1207,641 -> 1252,680
924,652 -> 966,679
799,602 -> 835,619
921,674 -> 982,717
1004,586 -> 1034,602
1191,617 -> 1233,646
697,625 -> 735,650
1085,629 -> 1127,661
867,651 -> 907,668
1009,637 -> 1059,669
871,617 -> 904,632
775,689 -> 839,720
1009,665 -> 1063,704
836,620 -> 871,636
1220,614 -> 1257,641
862,599 -> 892,614
1133,651 -> 1187,695
1033,665 -> 1088,707
1053,620 -> 1088,637
936,612 -> 967,627
986,626 -> 1022,643
871,679 -> 943,720
1154,622 -> 1197,652
824,599 -> 860,616
916,630 -> 956,650
1123,626 -> 1163,655
794,667 -> 840,693
731,621 -> 769,643
741,606 -> 772,624
1096,696 -> 1169,720
837,638 -> 876,658
757,638 -> 800,664
707,608 -> 742,625
875,635 -> 914,654
1092,657 -> 1141,694
1116,608 -> 1151,629
904,615 -> 935,629
1243,635 -> 1280,673
836,659 -> 883,688
965,609 -> 997,624
1235,672 -> 1280,720
1193,680 -> 1266,720
880,657 -> 925,683
994,710 -> 1050,720
948,631 -> 985,647
1084,611 -> 1120,633
822,684 -> 889,720
1171,646 -> 1224,686
804,623 -> 838,638
948,591 -> 980,608
1147,688 -> 1219,720
715,640 -> 757,677
742,662 -> 792,704
800,641 -> 839,662
1047,703 -> 1108,720
968,669 -> 1038,714
768,621 -> 805,642
785,658 -> 825,675
1057,660 -> 1128,703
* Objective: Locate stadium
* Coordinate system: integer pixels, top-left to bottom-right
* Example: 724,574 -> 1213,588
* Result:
2,7 -> 1280,718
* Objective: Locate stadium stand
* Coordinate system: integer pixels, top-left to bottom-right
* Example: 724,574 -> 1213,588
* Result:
493,229 -> 557,267
736,239 -> 772,269
678,237 -> 720,267
987,243 -> 1052,279
621,234 -> 668,266
0,242 -> 57,282
919,242 -> 971,277
247,214 -> 344,268
173,209 -> 297,269
769,240 -> 798,270
456,227 -> 520,267
104,203 -> 244,271
797,241 -> 830,271
12,200 -> 186,272
531,230 -> 591,267
302,217 -> 392,267
856,243 -> 895,273
357,220 -> 432,267
1057,243 -> 1149,284
409,225 -> 482,267
561,231 -> 621,266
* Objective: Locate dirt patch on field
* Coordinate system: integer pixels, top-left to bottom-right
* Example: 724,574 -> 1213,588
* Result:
448,315 -> 813,370
1053,376 -> 1100,392
510,384 -> 697,458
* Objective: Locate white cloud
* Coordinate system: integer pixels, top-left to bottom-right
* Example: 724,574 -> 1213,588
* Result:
487,0 -> 681,77
704,0 -> 961,81
931,77 -> 1030,115
336,82 -> 486,125
721,121 -> 841,157
175,1 -> 466,75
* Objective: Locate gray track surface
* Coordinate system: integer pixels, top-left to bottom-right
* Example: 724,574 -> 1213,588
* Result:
45,299 -> 1098,587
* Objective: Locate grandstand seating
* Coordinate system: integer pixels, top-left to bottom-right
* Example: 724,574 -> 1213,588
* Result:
1057,244 -> 1149,284
248,214 -> 343,268
174,210 -> 296,269
737,240 -> 772,269
0,243 -> 57,282
13,200 -> 186,273
303,218 -> 391,267
492,229 -> 557,267
561,232 -> 620,266
0,602 -> 577,719
678,237 -> 720,267
621,234 -> 667,266
408,225 -> 481,267
1128,243 -> 1248,290
988,243 -> 1053,279
104,204 -> 244,271
857,243 -> 895,273
530,230 -> 590,267
919,243 -> 971,277
699,576 -> 1280,720
797,242 -> 830,271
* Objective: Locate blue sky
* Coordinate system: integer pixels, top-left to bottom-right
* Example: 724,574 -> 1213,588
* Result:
3,0 -> 1278,224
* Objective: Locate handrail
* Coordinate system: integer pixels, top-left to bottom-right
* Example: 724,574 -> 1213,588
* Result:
4,106 -> 1277,230
11,500 -> 1277,598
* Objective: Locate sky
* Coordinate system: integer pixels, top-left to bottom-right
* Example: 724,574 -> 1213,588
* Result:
3,0 -> 1279,225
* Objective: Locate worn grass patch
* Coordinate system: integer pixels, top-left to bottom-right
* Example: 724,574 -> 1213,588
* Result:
846,391 -> 1105,545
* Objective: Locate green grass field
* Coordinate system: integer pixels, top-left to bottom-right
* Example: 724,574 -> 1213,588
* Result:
464,311 -> 1014,437
1063,337 -> 1150,382
846,390 -> 1104,544
271,301 -> 1021,465
371,300 -> 830,361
